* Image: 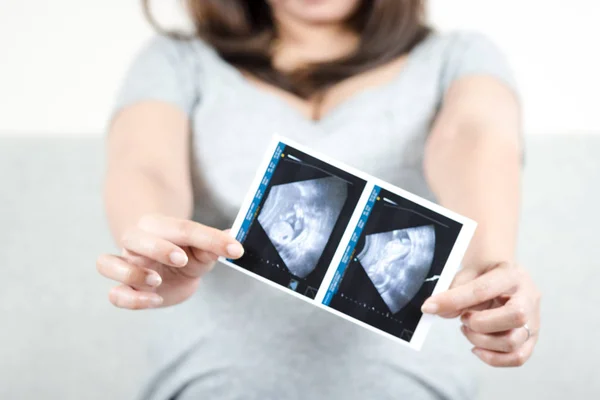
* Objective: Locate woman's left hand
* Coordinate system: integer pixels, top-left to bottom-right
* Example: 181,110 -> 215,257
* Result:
421,262 -> 541,367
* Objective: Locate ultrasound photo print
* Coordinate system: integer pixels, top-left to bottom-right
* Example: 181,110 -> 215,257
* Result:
232,144 -> 366,299
325,187 -> 463,343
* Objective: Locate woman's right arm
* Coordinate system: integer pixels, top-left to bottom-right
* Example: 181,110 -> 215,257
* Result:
104,101 -> 193,240
98,101 -> 244,309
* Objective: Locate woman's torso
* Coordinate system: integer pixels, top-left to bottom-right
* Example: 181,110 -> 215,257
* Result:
118,31 -> 515,400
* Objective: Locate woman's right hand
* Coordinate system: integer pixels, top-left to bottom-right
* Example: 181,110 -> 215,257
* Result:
96,214 -> 244,309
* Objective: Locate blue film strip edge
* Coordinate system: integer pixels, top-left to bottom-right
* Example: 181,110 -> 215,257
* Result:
322,186 -> 381,306
235,142 -> 286,245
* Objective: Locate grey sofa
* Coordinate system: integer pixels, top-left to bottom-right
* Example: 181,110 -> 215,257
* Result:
1,135 -> 598,399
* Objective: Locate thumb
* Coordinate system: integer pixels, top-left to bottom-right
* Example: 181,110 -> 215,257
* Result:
450,266 -> 480,289
427,266 -> 479,319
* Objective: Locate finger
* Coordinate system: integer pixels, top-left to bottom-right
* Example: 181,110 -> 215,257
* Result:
108,284 -> 163,310
438,299 -> 494,319
471,336 -> 536,367
437,268 -> 482,318
422,263 -> 518,315
437,310 -> 462,319
191,247 -> 219,266
461,325 -> 528,353
121,228 -> 189,267
461,298 -> 530,333
170,247 -> 219,280
138,215 -> 244,259
121,248 -> 159,269
97,254 -> 162,288
449,266 -> 480,289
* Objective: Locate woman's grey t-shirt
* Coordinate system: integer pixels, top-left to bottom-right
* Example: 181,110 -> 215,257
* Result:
115,31 -> 516,400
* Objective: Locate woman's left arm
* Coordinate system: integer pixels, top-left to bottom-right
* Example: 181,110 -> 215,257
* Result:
421,75 -> 541,367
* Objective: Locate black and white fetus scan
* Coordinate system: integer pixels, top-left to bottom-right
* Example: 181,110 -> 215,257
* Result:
325,187 -> 464,343
232,143 -> 366,299
357,224 -> 436,314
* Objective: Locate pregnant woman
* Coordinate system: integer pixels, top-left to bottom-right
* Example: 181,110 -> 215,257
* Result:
96,0 -> 541,398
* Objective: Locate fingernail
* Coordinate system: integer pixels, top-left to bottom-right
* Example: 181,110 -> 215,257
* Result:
169,251 -> 188,266
460,325 -> 467,335
146,273 -> 162,287
421,301 -> 439,314
472,348 -> 483,357
227,243 -> 244,258
149,296 -> 163,308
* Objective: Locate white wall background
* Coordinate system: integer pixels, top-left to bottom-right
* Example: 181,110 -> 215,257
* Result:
0,0 -> 598,136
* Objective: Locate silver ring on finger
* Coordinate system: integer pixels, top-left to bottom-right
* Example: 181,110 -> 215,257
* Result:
523,323 -> 532,341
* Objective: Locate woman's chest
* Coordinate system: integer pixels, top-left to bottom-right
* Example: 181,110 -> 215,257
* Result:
190,78 -> 440,216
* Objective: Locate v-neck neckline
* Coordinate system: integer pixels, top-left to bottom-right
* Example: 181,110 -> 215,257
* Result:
203,35 -> 430,128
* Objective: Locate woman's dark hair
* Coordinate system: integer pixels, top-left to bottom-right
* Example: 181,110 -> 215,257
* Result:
144,0 -> 429,101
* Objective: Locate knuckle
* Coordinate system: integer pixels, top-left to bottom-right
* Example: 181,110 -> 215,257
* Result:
191,223 -> 218,251
112,290 -> 143,310
487,358 -> 501,367
173,219 -> 193,241
510,266 -> 523,281
195,248 -> 217,265
513,351 -> 528,367
464,328 -> 477,339
512,306 -> 528,326
129,299 -> 145,310
116,297 -> 131,309
468,318 -> 483,333
499,261 -> 514,270
206,230 -> 220,251
505,335 -> 520,353
141,237 -> 160,258
516,268 -> 529,283
487,354 -> 508,368
120,267 -> 138,285
472,281 -> 490,300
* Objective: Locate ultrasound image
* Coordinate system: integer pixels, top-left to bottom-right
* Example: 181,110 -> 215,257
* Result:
233,144 -> 366,299
258,177 -> 348,278
326,187 -> 463,342
356,225 -> 436,314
